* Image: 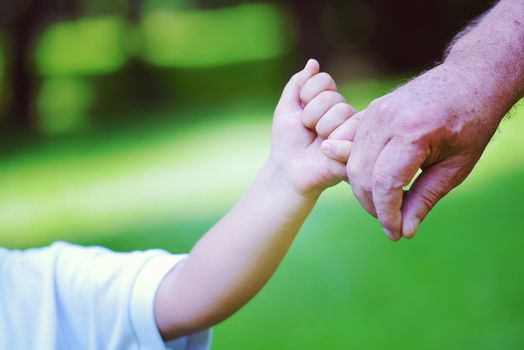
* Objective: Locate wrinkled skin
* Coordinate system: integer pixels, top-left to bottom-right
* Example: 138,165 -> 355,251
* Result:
337,63 -> 505,240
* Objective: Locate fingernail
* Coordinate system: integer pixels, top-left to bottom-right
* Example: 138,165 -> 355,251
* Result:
305,59 -> 313,69
404,218 -> 420,239
306,58 -> 318,70
383,227 -> 398,241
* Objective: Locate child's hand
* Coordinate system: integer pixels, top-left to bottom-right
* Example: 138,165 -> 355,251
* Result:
319,109 -> 363,179
269,59 -> 356,197
155,60 -> 359,339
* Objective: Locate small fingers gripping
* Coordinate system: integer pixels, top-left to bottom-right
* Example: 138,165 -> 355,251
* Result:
321,140 -> 352,163
315,103 -> 356,139
319,108 -> 361,167
300,72 -> 337,106
299,67 -> 356,134
301,91 -> 346,129
328,111 -> 362,142
319,140 -> 352,183
275,59 -> 320,116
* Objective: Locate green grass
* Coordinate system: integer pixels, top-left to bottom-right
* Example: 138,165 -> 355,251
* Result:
211,166 -> 524,350
0,79 -> 523,349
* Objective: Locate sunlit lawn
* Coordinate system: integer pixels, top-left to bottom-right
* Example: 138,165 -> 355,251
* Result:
0,80 -> 523,349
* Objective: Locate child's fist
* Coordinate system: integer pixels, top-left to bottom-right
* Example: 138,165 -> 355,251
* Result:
319,109 -> 362,169
299,71 -> 353,139
270,59 -> 357,197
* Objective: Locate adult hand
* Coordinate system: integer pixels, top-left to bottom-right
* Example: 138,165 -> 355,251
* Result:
329,62 -> 505,240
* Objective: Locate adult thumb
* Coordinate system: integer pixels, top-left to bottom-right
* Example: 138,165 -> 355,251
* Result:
401,160 -> 464,239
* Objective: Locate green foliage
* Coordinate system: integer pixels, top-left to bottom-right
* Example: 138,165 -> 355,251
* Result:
37,78 -> 94,134
30,4 -> 290,133
36,16 -> 129,77
140,3 -> 290,68
34,3 -> 290,76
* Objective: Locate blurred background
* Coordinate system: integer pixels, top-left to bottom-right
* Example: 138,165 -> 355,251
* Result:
1,0 -> 523,349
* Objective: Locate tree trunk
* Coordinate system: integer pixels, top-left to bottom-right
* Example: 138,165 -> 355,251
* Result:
2,2 -> 43,131
7,21 -> 33,130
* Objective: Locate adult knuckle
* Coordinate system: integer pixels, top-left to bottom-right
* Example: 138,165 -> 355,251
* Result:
372,96 -> 406,114
359,178 -> 373,194
368,97 -> 389,111
352,122 -> 371,142
397,110 -> 422,129
368,105 -> 394,124
383,101 -> 405,117
348,170 -> 371,193
401,107 -> 419,119
372,171 -> 396,192
368,98 -> 382,110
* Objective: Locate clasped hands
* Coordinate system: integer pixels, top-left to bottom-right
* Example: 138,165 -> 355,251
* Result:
274,59 -> 498,241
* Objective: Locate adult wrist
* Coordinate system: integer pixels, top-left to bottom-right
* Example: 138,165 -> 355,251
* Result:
439,59 -> 510,124
444,49 -> 523,122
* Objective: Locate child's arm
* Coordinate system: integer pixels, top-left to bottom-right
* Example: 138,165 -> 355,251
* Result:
154,60 -> 356,340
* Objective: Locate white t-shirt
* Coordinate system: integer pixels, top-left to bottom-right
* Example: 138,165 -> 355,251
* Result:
0,242 -> 211,350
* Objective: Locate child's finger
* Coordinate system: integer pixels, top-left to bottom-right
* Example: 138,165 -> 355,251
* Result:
302,91 -> 345,129
321,139 -> 353,163
275,59 -> 320,115
328,111 -> 363,141
315,103 -> 356,139
299,72 -> 337,106
326,157 -> 349,182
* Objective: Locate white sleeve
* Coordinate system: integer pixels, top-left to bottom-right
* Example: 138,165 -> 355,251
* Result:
130,253 -> 212,350
48,242 -> 211,350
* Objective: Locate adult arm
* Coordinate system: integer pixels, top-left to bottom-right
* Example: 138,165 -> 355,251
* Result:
331,0 -> 524,240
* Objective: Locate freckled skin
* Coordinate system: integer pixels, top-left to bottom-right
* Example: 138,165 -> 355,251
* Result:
330,0 -> 524,240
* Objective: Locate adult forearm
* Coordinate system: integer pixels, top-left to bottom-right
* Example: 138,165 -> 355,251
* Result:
445,0 -> 524,117
155,160 -> 316,339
